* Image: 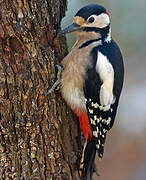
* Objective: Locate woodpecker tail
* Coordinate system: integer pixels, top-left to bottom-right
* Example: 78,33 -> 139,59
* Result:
73,110 -> 99,179
80,140 -> 99,180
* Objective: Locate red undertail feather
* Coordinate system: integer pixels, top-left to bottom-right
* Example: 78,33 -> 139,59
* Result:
74,109 -> 92,142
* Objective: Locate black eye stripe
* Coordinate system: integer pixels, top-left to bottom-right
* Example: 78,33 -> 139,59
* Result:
88,16 -> 95,23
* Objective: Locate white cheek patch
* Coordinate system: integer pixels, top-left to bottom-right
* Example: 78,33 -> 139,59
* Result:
87,13 -> 110,28
96,51 -> 115,107
99,13 -> 110,27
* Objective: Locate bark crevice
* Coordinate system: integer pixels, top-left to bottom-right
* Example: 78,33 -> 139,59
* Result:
0,0 -> 80,179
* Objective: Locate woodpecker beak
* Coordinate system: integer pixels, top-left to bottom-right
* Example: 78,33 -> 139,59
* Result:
61,23 -> 83,34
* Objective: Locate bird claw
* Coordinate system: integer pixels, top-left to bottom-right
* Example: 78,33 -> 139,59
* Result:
55,64 -> 64,71
45,64 -> 63,96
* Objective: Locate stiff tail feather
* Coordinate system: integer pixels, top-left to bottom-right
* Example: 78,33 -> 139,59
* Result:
80,140 -> 99,180
73,110 -> 99,179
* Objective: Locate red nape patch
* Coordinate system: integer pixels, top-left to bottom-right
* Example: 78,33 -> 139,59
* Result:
105,10 -> 110,16
74,109 -> 92,142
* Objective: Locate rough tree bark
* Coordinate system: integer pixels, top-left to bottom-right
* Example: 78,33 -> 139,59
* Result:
0,0 -> 81,179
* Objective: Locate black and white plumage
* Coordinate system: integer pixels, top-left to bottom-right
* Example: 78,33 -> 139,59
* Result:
60,4 -> 124,179
84,40 -> 124,158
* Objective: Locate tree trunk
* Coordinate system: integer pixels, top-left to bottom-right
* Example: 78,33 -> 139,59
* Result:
0,0 -> 81,179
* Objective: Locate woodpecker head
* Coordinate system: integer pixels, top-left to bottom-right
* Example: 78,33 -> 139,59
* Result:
61,4 -> 111,42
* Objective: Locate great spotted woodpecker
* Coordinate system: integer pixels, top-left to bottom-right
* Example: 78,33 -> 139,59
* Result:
47,4 -> 124,179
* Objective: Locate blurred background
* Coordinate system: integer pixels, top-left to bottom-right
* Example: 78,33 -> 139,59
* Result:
62,0 -> 146,179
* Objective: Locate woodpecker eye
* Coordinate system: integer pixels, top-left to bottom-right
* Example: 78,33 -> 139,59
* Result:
88,16 -> 95,23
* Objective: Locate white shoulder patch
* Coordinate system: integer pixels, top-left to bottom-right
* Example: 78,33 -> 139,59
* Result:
96,51 -> 115,107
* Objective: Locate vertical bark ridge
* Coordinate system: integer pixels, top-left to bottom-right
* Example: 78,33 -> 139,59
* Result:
0,0 -> 80,179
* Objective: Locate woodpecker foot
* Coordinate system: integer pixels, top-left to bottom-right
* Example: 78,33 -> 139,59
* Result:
45,64 -> 63,96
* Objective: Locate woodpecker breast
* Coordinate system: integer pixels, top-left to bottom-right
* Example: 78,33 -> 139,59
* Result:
61,39 -> 102,112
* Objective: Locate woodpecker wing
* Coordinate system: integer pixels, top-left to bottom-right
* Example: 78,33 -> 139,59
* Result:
83,40 -> 124,158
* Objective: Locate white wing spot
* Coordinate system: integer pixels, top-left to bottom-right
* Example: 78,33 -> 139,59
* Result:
103,105 -> 111,111
90,118 -> 96,125
94,115 -> 98,120
102,119 -> 106,123
100,105 -> 111,111
91,102 -> 99,108
93,131 -> 98,137
97,144 -> 100,149
89,109 -> 93,114
106,117 -> 111,125
103,129 -> 107,133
